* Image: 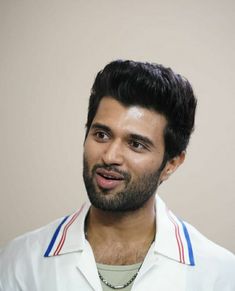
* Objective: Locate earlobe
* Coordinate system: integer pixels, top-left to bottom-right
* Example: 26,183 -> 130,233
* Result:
160,151 -> 186,183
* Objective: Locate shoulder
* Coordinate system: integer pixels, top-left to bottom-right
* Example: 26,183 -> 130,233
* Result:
155,195 -> 235,270
0,204 -> 89,290
0,215 -> 68,276
186,220 -> 234,262
185,221 -> 235,288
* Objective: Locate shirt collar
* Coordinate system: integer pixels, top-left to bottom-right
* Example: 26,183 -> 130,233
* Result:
154,195 -> 195,266
44,202 -> 90,257
44,196 -> 195,266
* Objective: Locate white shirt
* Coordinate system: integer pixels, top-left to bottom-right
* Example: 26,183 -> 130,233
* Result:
0,196 -> 235,291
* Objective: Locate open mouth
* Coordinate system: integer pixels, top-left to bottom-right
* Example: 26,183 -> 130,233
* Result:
95,168 -> 124,189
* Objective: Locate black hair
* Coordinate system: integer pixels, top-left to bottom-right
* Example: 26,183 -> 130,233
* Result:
85,60 -> 197,161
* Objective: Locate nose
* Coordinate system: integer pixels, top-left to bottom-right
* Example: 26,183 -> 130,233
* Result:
101,139 -> 124,166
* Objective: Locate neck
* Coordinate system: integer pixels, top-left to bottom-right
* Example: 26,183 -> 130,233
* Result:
86,196 -> 156,265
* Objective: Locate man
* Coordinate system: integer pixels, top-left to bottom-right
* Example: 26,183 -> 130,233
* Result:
0,60 -> 234,290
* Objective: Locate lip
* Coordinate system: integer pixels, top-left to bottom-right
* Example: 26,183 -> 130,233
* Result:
96,168 -> 124,180
95,168 -> 124,190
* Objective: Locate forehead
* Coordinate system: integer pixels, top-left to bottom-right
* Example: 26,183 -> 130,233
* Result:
92,97 -> 167,141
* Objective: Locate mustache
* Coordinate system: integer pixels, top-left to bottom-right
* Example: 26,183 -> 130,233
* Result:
92,164 -> 131,181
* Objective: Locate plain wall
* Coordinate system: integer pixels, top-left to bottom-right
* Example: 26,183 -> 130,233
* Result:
0,0 -> 234,253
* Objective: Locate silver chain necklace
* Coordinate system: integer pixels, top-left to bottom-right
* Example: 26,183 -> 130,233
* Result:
85,224 -> 144,289
97,264 -> 142,290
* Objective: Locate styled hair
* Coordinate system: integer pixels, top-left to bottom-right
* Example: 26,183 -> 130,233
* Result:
85,60 -> 197,161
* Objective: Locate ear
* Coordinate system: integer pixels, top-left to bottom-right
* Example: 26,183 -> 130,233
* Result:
159,151 -> 186,183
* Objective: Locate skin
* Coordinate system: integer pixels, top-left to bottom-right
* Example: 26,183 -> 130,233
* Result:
83,97 -> 185,265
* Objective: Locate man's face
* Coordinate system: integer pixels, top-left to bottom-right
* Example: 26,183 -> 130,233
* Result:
83,97 -> 168,212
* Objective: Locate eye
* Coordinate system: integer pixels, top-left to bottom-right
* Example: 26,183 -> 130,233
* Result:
129,140 -> 147,152
93,131 -> 109,142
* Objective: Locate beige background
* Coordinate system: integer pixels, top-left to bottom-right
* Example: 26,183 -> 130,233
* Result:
0,0 -> 234,253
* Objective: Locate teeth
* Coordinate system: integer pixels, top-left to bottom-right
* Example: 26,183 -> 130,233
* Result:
100,174 -> 120,180
96,169 -> 123,180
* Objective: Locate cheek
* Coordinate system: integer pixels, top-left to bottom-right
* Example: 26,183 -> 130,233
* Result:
126,154 -> 162,174
83,141 -> 93,163
84,139 -> 102,165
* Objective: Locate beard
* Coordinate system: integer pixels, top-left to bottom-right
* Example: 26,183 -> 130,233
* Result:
83,155 -> 162,212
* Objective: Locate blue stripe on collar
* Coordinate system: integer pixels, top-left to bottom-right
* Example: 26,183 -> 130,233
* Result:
44,215 -> 69,257
179,219 -> 195,266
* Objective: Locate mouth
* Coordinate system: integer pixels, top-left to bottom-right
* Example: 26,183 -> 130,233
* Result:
95,168 -> 125,190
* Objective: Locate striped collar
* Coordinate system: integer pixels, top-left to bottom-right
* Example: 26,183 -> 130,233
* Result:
44,196 -> 195,266
154,196 -> 195,266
